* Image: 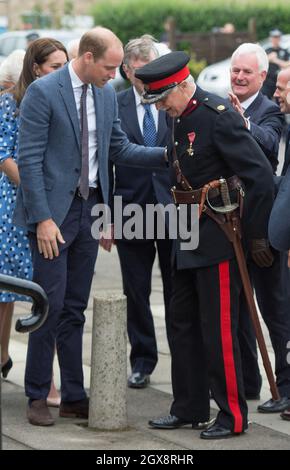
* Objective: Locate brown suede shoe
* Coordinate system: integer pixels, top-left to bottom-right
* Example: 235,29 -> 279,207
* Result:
27,399 -> 55,426
281,408 -> 290,421
59,398 -> 89,419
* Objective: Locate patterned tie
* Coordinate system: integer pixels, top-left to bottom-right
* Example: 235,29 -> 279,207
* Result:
142,103 -> 157,147
79,84 -> 89,200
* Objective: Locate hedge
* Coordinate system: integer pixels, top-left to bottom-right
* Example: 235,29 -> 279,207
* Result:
90,0 -> 290,44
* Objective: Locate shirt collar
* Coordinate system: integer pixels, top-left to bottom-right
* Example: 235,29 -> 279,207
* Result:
240,91 -> 259,110
68,60 -> 84,89
68,60 -> 92,92
133,86 -> 143,106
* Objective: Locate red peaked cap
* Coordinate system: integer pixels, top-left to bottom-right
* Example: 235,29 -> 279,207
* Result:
135,51 -> 190,103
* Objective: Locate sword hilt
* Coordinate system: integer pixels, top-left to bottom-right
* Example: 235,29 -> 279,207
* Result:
219,177 -> 231,207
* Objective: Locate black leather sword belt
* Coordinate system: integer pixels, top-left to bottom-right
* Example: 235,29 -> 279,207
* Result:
171,175 -> 243,205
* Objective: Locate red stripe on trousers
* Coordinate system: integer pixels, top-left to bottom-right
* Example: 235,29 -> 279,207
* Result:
219,261 -> 243,433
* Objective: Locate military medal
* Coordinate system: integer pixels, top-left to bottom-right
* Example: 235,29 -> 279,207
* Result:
187,131 -> 196,156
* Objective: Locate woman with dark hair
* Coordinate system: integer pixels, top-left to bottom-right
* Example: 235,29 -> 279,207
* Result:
0,38 -> 68,403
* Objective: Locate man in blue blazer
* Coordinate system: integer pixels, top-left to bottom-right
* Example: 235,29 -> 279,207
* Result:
229,43 -> 290,413
13,27 -> 166,426
105,36 -> 172,389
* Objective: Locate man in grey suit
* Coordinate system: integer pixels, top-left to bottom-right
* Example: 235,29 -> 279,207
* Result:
229,43 -> 290,413
108,36 -> 172,389
14,27 -> 166,426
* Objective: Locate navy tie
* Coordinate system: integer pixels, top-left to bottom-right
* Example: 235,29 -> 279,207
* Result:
79,84 -> 89,200
142,103 -> 157,147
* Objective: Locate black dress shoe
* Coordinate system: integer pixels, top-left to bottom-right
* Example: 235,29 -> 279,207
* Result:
200,422 -> 244,440
1,356 -> 13,379
128,372 -> 150,389
148,414 -> 213,430
257,397 -> 290,413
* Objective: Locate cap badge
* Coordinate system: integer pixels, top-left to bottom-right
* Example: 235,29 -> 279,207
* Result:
187,131 -> 196,156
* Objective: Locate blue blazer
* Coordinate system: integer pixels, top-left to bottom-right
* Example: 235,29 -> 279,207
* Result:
114,87 -> 171,207
13,65 -> 165,232
243,92 -> 283,173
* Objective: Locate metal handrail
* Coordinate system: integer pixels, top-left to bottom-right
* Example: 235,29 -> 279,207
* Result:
0,274 -> 48,333
0,274 -> 49,450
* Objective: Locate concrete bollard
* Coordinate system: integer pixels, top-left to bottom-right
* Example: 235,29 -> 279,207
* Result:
89,293 -> 128,430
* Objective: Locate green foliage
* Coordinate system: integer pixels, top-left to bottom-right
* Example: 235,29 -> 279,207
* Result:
90,0 -> 290,44
188,54 -> 207,80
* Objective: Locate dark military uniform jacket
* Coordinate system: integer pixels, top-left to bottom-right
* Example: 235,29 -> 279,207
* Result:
168,86 -> 274,269
262,46 -> 290,98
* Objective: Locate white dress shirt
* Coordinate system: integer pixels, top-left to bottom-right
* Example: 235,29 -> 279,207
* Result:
241,91 -> 259,111
133,87 -> 159,135
68,61 -> 98,187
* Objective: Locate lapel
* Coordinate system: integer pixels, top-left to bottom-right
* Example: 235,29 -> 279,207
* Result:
244,92 -> 263,119
156,110 -> 168,145
282,126 -> 290,174
58,65 -> 81,150
120,88 -> 144,144
92,85 -> 104,160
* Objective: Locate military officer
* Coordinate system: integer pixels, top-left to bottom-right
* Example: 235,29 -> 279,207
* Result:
135,52 -> 275,439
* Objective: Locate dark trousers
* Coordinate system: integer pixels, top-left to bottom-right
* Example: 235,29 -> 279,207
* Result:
25,192 -> 100,402
239,249 -> 290,397
170,259 -> 248,433
116,238 -> 172,374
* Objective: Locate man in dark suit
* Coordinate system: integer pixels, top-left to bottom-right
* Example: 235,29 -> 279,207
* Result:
102,36 -> 172,389
136,51 -> 274,439
14,27 -> 167,426
274,68 -> 290,176
229,43 -> 290,413
269,68 -> 290,421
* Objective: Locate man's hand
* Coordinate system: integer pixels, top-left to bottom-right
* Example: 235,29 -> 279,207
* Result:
250,238 -> 274,268
99,224 -> 115,252
228,91 -> 244,115
228,91 -> 250,129
36,219 -> 65,259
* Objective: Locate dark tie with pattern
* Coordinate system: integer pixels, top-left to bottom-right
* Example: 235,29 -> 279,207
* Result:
142,103 -> 157,147
79,84 -> 89,200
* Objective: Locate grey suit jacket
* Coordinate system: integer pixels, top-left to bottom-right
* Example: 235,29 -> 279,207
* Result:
13,64 -> 165,232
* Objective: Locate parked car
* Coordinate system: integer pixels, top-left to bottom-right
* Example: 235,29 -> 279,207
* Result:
197,34 -> 290,97
0,29 -> 126,90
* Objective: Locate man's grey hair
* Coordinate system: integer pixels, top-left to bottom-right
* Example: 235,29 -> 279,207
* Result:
185,74 -> 195,85
231,43 -> 269,73
123,34 -> 159,65
67,38 -> 80,60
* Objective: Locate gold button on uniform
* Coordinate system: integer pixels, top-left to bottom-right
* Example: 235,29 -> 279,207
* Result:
217,105 -> 225,111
